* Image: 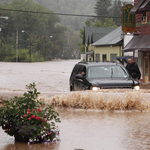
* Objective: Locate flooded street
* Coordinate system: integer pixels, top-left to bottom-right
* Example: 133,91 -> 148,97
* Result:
1,60 -> 150,150
0,59 -> 78,93
1,109 -> 150,150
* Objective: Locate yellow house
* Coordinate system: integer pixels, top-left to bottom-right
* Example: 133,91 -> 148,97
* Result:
92,26 -> 123,62
83,27 -> 116,61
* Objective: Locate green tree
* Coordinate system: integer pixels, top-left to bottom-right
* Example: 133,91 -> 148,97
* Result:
92,20 -> 103,27
0,0 -> 66,62
94,0 -> 112,23
111,0 -> 123,26
103,18 -> 117,28
85,20 -> 92,27
78,28 -> 85,54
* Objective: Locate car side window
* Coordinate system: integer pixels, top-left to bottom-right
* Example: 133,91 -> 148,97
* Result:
71,65 -> 80,77
77,66 -> 85,74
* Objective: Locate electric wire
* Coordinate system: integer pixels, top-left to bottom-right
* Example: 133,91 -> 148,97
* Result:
0,8 -> 122,18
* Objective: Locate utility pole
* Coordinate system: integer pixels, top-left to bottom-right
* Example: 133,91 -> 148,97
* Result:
16,28 -> 18,62
29,35 -> 31,62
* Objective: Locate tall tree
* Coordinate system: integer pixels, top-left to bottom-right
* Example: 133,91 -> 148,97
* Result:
94,0 -> 112,23
111,0 -> 123,26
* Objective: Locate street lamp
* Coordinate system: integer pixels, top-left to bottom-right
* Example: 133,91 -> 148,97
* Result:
22,30 -> 31,62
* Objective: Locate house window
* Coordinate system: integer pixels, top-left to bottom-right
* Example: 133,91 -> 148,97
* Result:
102,54 -> 107,62
110,54 -> 117,62
142,12 -> 147,24
95,53 -> 100,62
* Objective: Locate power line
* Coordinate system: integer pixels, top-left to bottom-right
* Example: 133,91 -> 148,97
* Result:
110,0 -> 133,2
0,8 -> 122,18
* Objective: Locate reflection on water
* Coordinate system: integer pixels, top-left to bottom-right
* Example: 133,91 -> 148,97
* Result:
1,142 -> 60,150
1,108 -> 150,150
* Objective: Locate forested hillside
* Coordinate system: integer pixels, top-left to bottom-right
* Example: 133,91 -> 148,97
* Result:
35,0 -> 95,30
33,0 -> 134,30
0,0 -> 95,30
0,0 -> 134,62
0,0 -> 134,30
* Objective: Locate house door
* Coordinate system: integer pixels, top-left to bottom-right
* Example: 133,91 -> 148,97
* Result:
144,56 -> 149,83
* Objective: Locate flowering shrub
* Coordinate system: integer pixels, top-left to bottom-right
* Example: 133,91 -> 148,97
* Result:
0,83 -> 60,143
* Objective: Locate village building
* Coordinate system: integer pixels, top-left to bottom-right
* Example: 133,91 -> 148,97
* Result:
92,26 -> 123,62
83,27 -> 116,61
123,0 -> 150,83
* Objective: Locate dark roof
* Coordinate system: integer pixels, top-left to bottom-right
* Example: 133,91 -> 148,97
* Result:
130,0 -> 144,14
139,0 -> 150,12
83,27 -> 116,45
130,0 -> 150,14
92,26 -> 122,46
123,35 -> 150,52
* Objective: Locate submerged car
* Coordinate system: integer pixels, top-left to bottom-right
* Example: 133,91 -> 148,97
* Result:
69,62 -> 140,91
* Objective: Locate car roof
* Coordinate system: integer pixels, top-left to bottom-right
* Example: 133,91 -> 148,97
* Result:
77,61 -> 122,67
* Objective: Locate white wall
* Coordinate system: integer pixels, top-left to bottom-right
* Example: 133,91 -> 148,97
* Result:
123,34 -> 133,56
138,52 -> 143,79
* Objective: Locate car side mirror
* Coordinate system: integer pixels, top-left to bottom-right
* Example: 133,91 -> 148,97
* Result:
76,74 -> 85,79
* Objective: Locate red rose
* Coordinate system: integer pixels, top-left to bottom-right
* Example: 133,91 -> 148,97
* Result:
31,115 -> 35,119
36,116 -> 40,120
27,109 -> 31,112
5,124 -> 10,129
48,132 -> 52,135
37,109 -> 41,112
28,118 -> 31,120
32,109 -> 36,111
43,119 -> 47,122
43,115 -> 46,118
28,112 -> 31,115
23,114 -> 27,117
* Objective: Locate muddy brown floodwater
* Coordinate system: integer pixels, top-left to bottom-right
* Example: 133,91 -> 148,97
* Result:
1,60 -> 150,150
1,109 -> 150,150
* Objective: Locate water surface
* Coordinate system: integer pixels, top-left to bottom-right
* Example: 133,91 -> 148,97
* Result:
1,60 -> 150,150
1,109 -> 150,150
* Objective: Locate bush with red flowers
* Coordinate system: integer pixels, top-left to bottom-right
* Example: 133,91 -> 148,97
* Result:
0,83 -> 61,143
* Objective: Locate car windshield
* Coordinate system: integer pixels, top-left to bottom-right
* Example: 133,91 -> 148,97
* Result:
87,66 -> 129,79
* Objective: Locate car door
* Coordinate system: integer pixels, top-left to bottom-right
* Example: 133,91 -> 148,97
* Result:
70,64 -> 80,91
74,66 -> 87,91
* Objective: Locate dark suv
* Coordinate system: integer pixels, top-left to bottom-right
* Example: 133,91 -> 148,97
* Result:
69,62 -> 140,91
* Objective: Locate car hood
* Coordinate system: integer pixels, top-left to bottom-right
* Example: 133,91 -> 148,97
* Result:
88,78 -> 137,88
